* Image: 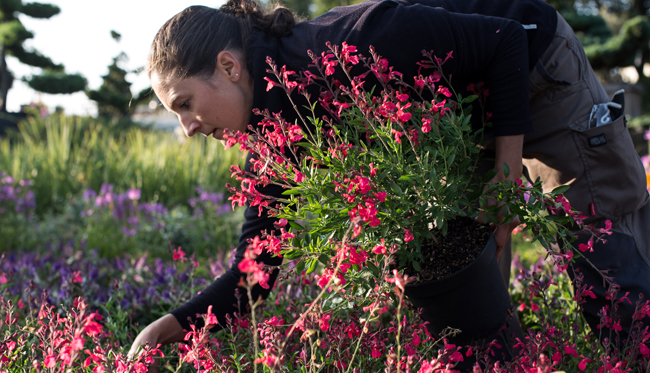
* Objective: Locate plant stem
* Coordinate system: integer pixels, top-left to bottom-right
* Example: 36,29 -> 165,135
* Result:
246,282 -> 259,373
395,293 -> 404,373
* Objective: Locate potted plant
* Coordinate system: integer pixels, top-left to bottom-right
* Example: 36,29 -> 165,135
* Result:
224,42 -> 606,349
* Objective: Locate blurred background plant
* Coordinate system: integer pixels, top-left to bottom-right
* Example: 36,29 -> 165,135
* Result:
0,113 -> 242,215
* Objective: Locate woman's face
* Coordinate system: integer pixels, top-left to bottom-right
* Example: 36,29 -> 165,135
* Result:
151,51 -> 253,140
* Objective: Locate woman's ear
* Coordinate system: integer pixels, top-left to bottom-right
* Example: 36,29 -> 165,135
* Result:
215,50 -> 243,82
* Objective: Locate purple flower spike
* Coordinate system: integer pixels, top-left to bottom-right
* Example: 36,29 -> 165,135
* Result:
100,183 -> 113,195
83,189 -> 98,202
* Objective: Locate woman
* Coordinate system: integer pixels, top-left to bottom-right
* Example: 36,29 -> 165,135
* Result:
130,0 -> 650,366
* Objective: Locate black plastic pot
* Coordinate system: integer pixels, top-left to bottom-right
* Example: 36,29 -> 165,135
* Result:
404,233 -> 514,344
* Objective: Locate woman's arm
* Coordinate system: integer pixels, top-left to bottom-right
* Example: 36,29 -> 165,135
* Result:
128,314 -> 185,372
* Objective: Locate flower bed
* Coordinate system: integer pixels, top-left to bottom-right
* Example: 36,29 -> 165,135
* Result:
2,169 -> 650,371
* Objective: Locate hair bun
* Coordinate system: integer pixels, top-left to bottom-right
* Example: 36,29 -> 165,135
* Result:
220,0 -> 295,38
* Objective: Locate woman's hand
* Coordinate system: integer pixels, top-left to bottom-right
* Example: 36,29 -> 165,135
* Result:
128,314 -> 186,372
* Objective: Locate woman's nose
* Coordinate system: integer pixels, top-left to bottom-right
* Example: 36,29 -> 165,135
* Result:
179,116 -> 201,137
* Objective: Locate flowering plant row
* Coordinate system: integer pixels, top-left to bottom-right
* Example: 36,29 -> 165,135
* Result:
0,173 -> 242,258
3,242 -> 650,372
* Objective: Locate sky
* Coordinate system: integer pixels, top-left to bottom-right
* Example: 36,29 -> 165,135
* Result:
6,0 -> 226,116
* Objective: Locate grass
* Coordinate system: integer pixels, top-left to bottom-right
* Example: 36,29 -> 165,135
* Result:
0,114 -> 244,215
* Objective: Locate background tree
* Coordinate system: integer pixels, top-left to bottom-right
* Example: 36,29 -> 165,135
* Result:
87,31 -> 150,119
545,0 -> 650,113
0,0 -> 86,112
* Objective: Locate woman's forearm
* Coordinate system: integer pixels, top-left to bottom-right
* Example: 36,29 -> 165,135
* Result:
492,134 -> 524,182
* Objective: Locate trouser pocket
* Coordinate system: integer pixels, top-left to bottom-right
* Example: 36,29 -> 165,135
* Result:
570,111 -> 647,219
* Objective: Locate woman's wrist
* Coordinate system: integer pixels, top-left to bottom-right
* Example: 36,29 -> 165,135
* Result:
154,314 -> 186,344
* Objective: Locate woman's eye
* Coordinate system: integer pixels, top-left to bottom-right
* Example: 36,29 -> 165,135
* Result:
179,101 -> 189,109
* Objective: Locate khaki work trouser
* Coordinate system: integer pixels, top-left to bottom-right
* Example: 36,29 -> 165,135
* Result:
497,13 -> 650,342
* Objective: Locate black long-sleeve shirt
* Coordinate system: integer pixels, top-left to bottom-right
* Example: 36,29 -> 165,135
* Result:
170,0 -> 557,331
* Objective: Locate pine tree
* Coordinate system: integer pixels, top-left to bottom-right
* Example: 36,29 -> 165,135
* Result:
87,31 -> 149,119
0,0 -> 86,112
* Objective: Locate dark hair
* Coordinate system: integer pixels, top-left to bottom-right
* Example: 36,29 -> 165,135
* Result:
147,0 -> 296,82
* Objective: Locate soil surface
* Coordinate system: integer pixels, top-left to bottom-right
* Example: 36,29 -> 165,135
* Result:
404,217 -> 491,283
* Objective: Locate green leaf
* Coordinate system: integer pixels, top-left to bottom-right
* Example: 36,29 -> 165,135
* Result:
366,262 -> 381,278
318,254 -> 330,265
502,162 -> 510,178
306,258 -> 319,274
283,250 -> 303,260
389,182 -> 403,195
295,259 -> 305,275
398,175 -> 413,181
429,167 -> 437,182
462,95 -> 478,104
483,168 -> 497,182
412,260 -> 421,272
289,221 -> 304,230
551,185 -> 571,195
282,188 -> 302,195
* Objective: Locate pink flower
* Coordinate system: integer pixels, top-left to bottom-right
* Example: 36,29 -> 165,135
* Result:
294,171 -> 305,183
341,42 -> 359,65
321,52 -> 338,76
555,195 -> 571,212
396,103 -> 412,122
126,189 -> 141,201
44,355 -> 57,368
172,247 -> 187,262
83,314 -> 103,336
640,343 -> 650,355
71,337 -> 84,351
255,353 -> 278,367
205,305 -> 219,327
436,86 -> 452,97
579,358 -> 590,370
422,118 -> 432,133
450,350 -> 464,362
372,239 -> 387,255
264,76 -> 280,91
319,314 -> 331,332
392,129 -> 403,143
404,228 -> 414,242
275,218 -> 288,227
564,344 -> 578,357
266,316 -> 284,326
0,272 -> 6,284
72,271 -> 83,283
280,228 -> 295,240
578,238 -> 594,252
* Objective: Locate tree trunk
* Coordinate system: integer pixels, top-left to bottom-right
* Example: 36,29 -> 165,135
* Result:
0,46 -> 14,113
